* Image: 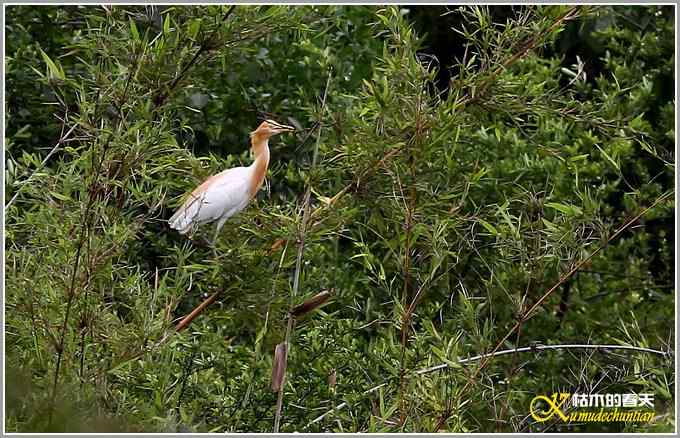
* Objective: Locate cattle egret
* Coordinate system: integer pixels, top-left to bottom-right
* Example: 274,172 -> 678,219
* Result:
169,119 -> 294,246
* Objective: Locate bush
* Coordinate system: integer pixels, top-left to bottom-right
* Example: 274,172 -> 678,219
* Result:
5,5 -> 674,432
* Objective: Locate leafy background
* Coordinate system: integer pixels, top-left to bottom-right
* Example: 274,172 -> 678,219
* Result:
5,5 -> 675,432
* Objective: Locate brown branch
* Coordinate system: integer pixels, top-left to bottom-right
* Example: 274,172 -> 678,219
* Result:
397,88 -> 428,424
290,289 -> 333,318
174,290 -> 222,332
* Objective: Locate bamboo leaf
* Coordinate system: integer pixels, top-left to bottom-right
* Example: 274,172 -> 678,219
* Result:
477,218 -> 498,236
129,18 -> 139,42
545,202 -> 583,216
39,48 -> 64,80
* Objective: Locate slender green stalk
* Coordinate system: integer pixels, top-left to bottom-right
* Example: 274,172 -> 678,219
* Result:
273,71 -> 332,433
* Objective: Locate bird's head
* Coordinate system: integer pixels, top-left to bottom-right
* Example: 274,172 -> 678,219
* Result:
250,119 -> 295,140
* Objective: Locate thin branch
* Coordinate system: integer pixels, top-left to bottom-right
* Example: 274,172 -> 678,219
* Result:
152,5 -> 237,108
306,342 -> 669,429
415,343 -> 670,375
459,5 -> 583,108
6,123 -> 78,210
273,70 -> 332,433
49,42 -> 144,420
174,290 -> 222,333
49,128 -> 114,425
397,85 -> 428,424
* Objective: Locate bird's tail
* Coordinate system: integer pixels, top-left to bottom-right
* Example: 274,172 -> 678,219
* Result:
169,191 -> 207,234
169,207 -> 194,235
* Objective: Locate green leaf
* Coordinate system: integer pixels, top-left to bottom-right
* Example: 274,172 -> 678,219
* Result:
39,48 -> 64,80
595,143 -> 619,170
188,19 -> 201,40
545,202 -> 583,216
477,219 -> 498,236
49,191 -> 71,202
163,14 -> 171,35
541,217 -> 558,232
129,18 -> 139,41
471,166 -> 488,182
569,154 -> 589,162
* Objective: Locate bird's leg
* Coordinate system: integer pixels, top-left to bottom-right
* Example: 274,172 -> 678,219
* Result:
210,225 -> 220,257
211,218 -> 227,256
211,225 -> 220,247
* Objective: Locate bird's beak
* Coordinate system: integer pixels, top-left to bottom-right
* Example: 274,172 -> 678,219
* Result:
274,124 -> 295,134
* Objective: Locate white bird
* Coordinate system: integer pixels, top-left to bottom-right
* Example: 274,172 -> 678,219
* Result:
169,119 -> 294,245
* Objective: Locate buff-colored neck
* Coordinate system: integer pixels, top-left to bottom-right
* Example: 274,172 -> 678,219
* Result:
248,133 -> 270,197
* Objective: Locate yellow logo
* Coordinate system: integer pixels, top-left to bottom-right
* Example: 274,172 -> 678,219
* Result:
529,392 -> 656,424
530,392 -> 570,422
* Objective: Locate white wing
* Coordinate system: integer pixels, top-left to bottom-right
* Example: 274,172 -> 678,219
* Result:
169,166 -> 252,234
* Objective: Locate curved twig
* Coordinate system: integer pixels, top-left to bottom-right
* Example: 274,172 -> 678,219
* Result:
415,343 -> 670,375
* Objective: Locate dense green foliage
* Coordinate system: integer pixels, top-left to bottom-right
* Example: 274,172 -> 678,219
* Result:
5,5 -> 675,432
